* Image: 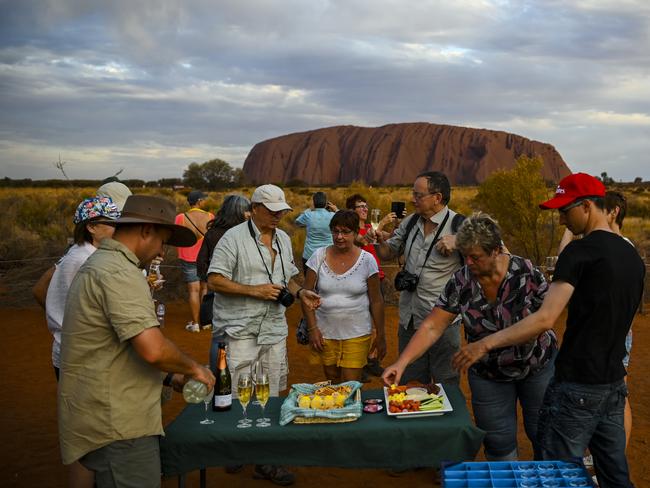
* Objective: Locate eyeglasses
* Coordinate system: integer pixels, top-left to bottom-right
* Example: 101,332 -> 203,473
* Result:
354,204 -> 368,210
558,199 -> 585,215
412,190 -> 437,200
331,229 -> 354,237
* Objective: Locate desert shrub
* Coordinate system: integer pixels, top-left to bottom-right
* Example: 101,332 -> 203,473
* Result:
474,156 -> 558,264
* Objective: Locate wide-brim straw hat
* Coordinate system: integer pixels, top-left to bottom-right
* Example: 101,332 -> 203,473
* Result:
114,195 -> 197,247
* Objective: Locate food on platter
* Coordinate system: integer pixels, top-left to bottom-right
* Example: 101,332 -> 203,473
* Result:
387,383 -> 446,413
297,390 -> 348,410
314,384 -> 353,397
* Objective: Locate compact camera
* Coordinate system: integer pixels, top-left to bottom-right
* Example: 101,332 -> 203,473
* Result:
276,287 -> 295,307
394,270 -> 419,292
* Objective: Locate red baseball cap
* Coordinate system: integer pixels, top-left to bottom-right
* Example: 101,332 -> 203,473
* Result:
539,173 -> 606,209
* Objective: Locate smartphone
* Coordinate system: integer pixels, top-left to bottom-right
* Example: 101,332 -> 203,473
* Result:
391,201 -> 406,217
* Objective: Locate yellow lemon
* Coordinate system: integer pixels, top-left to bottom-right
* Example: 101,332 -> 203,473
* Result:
298,395 -> 311,409
310,395 -> 324,409
324,395 -> 335,409
334,394 -> 346,408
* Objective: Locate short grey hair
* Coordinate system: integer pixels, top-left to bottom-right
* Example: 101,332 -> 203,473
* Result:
456,212 -> 502,255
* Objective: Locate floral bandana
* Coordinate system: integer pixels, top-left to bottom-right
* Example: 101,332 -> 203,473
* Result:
73,196 -> 120,224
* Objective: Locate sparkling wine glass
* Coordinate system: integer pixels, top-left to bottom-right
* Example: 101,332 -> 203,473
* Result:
236,373 -> 253,428
250,360 -> 261,406
370,209 -> 381,231
255,371 -> 271,427
199,365 -> 215,425
544,256 -> 558,279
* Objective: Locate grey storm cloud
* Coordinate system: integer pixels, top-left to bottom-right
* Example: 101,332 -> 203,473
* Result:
0,0 -> 649,181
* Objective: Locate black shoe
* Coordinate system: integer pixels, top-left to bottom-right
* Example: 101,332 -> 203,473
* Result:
253,465 -> 295,486
225,464 -> 244,474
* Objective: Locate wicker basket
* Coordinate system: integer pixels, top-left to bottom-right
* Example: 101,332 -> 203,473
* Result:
292,390 -> 362,424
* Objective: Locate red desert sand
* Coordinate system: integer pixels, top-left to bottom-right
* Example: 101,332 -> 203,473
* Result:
1,303 -> 648,487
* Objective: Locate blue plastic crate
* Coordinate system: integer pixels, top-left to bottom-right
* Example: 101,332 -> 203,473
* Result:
441,460 -> 594,487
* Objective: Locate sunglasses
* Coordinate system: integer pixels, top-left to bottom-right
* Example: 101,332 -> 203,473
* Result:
558,199 -> 586,214
354,204 -> 369,210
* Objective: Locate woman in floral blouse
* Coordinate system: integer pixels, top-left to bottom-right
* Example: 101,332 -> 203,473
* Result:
383,212 -> 556,461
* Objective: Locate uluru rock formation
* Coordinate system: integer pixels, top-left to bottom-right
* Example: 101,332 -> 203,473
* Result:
242,123 -> 571,185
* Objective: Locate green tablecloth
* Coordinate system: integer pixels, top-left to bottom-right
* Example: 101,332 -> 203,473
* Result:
160,385 -> 485,476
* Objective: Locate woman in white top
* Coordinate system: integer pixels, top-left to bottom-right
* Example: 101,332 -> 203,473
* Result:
46,196 -> 119,379
302,210 -> 385,382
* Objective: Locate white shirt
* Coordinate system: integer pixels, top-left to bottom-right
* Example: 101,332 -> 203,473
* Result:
45,242 -> 96,368
208,220 -> 299,344
306,247 -> 379,340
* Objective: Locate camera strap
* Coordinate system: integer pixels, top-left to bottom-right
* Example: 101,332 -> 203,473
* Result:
403,211 -> 451,277
248,220 -> 288,286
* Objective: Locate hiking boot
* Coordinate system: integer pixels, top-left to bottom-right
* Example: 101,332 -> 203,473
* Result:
185,322 -> 200,333
253,465 -> 295,486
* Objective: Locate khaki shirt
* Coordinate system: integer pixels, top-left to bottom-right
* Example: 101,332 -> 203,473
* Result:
386,206 -> 463,329
58,239 -> 163,465
208,220 -> 299,344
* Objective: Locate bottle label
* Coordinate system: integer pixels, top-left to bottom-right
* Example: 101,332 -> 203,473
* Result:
214,394 -> 232,407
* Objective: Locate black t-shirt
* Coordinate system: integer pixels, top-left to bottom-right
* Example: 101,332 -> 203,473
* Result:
553,230 -> 645,384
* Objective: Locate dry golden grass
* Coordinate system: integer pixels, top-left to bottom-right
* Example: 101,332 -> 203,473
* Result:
1,184 -> 648,307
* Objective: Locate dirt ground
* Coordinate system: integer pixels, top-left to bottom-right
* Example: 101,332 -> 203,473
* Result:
1,302 -> 649,487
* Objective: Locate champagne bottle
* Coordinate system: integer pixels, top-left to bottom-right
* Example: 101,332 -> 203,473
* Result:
212,343 -> 232,411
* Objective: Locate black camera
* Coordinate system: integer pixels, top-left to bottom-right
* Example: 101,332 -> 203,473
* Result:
276,287 -> 295,307
394,270 -> 419,292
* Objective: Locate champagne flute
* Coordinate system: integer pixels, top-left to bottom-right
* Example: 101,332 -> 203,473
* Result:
236,373 -> 253,429
199,365 -> 215,425
250,360 -> 261,406
370,209 -> 381,231
255,371 -> 271,427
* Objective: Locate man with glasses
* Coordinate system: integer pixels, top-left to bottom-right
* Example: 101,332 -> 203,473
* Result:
375,171 -> 465,385
453,173 -> 645,488
208,184 -> 320,486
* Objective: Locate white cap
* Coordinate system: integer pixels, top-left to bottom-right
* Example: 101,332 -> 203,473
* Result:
97,182 -> 132,211
251,184 -> 292,212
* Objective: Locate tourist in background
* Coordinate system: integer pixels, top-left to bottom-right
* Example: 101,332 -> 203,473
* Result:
302,210 -> 385,382
345,193 -> 393,379
295,191 -> 336,273
196,194 -> 251,370
175,190 -> 214,332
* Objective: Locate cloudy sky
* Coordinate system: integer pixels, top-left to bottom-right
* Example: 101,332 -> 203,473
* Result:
1,0 -> 649,182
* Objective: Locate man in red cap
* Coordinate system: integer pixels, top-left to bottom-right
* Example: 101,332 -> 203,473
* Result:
452,173 -> 645,487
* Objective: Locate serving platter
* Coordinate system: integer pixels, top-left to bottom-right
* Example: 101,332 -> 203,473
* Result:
383,383 -> 453,419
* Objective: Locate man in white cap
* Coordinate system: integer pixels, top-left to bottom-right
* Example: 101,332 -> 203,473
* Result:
208,184 -> 320,486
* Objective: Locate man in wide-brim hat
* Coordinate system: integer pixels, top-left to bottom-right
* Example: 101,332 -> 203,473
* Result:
58,195 -> 215,488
